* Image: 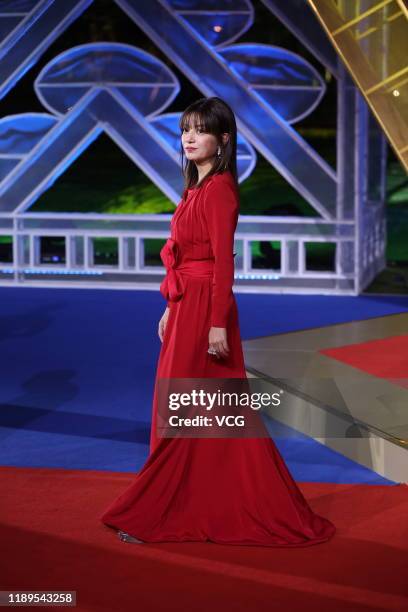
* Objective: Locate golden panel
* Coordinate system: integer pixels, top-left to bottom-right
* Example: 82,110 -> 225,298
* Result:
307,0 -> 408,171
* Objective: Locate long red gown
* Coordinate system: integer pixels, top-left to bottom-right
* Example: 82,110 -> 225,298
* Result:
100,170 -> 336,546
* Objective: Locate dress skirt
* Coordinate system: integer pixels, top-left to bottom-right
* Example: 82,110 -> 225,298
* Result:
100,268 -> 336,547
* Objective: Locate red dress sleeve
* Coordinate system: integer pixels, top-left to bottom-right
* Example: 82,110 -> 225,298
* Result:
204,176 -> 239,328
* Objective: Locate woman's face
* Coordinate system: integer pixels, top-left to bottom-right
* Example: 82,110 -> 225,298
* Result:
181,118 -> 219,164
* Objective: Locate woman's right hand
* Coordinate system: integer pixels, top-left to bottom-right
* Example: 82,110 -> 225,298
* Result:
158,306 -> 170,342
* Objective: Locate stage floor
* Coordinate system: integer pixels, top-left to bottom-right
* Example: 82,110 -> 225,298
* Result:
243,313 -> 408,483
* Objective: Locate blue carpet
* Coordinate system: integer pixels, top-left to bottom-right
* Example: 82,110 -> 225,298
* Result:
236,292 -> 408,339
0,286 -> 406,484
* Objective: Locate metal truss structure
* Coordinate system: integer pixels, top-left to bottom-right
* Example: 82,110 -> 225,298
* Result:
0,0 -> 388,294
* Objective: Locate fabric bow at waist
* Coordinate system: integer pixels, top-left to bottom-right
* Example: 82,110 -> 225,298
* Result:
159,238 -> 215,303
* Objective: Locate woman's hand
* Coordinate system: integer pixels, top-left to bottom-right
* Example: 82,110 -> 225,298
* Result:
158,307 -> 170,342
208,326 -> 229,359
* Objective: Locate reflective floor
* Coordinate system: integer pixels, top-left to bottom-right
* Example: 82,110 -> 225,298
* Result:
243,313 -> 408,482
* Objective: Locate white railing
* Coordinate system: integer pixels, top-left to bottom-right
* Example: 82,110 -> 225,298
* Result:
0,212 -> 360,294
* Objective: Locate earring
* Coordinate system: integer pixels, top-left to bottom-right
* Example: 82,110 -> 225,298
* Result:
217,146 -> 221,156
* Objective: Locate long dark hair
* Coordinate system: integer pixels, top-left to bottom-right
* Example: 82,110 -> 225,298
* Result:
179,97 -> 238,191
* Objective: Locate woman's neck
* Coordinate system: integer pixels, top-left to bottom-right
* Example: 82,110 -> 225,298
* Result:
195,158 -> 215,183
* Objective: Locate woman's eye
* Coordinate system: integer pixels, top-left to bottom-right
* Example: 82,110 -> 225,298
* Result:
181,127 -> 204,134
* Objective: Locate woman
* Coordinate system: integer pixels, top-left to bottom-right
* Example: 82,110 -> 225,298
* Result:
100,97 -> 336,546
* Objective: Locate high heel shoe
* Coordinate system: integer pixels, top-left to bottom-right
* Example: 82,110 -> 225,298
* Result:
117,530 -> 144,543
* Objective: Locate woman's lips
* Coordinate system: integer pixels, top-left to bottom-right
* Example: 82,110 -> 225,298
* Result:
185,147 -> 197,151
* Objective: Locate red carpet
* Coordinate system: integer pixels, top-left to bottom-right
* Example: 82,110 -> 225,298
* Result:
1,466 -> 407,611
320,334 -> 408,389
